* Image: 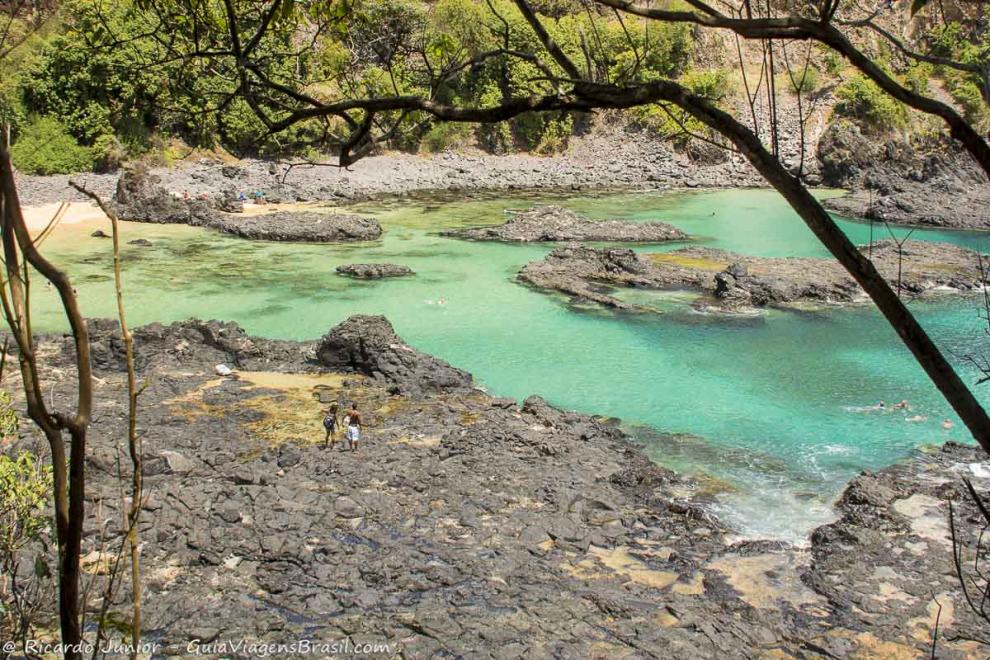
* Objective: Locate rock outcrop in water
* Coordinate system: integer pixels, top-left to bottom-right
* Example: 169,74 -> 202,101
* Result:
335,263 -> 414,279
519,240 -> 987,311
112,168 -> 381,242
211,210 -> 381,242
442,205 -> 688,242
3,316 -> 988,656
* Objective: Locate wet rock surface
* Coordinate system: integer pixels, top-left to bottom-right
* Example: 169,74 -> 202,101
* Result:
3,316 -> 989,656
819,121 -> 990,229
335,263 -> 414,279
442,205 -> 687,243
519,240 -> 987,311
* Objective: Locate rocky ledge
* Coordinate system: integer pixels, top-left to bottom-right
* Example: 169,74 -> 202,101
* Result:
819,120 -> 990,230
335,263 -> 415,279
113,167 -> 381,242
518,240 -> 987,311
4,315 -> 990,656
442,205 -> 688,243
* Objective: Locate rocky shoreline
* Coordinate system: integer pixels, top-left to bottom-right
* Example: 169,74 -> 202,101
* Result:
1,315 -> 988,656
113,168 -> 383,243
818,122 -> 990,230
442,205 -> 688,243
518,240 -> 988,312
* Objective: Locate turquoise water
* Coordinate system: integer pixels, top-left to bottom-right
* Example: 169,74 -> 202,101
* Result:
23,188 -> 990,541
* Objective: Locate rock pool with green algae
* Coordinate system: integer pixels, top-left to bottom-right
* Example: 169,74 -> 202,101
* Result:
22,188 -> 990,541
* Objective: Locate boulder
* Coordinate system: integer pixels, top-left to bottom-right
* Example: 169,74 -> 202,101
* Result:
113,165 -> 218,225
315,315 -> 472,395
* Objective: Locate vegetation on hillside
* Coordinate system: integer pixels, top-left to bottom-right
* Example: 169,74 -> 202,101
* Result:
0,0 -> 712,172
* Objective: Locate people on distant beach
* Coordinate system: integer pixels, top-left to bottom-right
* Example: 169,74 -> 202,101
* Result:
943,418 -> 955,430
323,402 -> 339,448
344,403 -> 362,451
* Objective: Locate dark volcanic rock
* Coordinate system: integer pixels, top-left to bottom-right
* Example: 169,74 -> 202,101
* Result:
112,168 -> 380,242
315,314 -> 472,394
8,314 -> 990,657
213,211 -> 381,242
114,165 -> 218,225
819,120 -> 990,229
335,263 -> 414,279
519,240 -> 987,311
443,205 -> 687,242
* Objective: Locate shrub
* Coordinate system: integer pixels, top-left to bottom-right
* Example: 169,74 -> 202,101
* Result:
822,49 -> 844,77
11,116 -> 95,174
0,442 -> 55,649
784,66 -> 819,94
535,114 -> 573,155
421,121 -> 473,152
834,74 -> 908,131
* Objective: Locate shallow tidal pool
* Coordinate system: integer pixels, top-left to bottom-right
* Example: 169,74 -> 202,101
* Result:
20,187 -> 990,541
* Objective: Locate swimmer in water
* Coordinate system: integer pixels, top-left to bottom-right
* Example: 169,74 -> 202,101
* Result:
942,418 -> 955,430
893,400 -> 909,410
437,297 -> 446,306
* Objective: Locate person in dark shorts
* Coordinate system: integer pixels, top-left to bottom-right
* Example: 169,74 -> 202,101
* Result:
323,402 -> 340,448
345,403 -> 362,451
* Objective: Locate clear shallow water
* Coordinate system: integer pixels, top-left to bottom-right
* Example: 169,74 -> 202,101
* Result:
21,188 -> 990,541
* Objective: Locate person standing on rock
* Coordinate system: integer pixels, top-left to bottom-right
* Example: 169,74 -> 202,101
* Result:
344,403 -> 362,451
323,402 -> 340,449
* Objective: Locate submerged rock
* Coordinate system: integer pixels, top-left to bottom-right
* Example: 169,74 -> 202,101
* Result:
335,263 -> 414,279
443,205 -> 687,242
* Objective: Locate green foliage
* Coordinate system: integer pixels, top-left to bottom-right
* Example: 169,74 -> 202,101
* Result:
784,66 -> 819,95
0,444 -> 55,646
632,68 -> 730,144
3,0 -> 703,163
822,49 -> 844,77
0,391 -> 17,439
902,62 -> 934,95
926,21 -> 989,129
834,74 -> 909,131
0,450 -> 52,554
11,116 -> 95,174
534,113 -> 572,154
421,121 -> 472,152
